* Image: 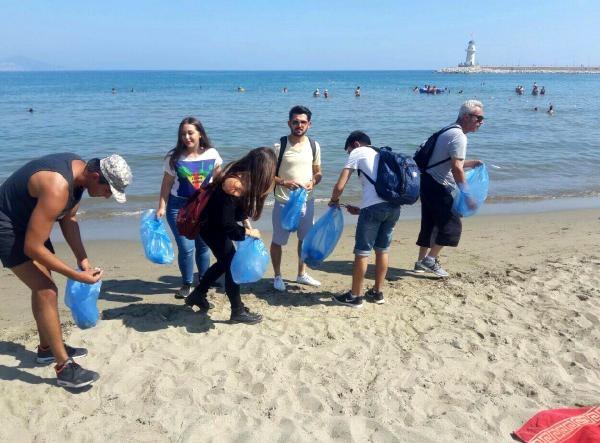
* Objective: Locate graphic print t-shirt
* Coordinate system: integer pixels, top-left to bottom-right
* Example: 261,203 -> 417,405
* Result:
164,150 -> 223,198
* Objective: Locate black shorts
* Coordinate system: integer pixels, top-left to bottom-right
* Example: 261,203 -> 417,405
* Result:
0,216 -> 54,268
416,173 -> 462,248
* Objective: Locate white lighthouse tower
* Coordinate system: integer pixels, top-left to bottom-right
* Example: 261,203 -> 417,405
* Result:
459,40 -> 477,67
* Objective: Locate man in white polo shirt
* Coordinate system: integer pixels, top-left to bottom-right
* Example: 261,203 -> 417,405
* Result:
271,105 -> 323,291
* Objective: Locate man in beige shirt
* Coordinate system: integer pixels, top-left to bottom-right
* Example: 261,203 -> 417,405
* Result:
271,105 -> 323,291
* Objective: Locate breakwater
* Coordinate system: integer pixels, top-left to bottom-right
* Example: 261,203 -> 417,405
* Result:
439,66 -> 600,74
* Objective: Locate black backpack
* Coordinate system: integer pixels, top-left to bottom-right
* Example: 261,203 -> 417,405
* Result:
413,125 -> 460,172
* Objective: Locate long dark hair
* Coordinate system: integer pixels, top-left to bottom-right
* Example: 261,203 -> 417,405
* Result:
166,117 -> 214,170
212,147 -> 276,220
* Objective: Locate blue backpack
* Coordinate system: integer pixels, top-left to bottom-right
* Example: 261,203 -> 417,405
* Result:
358,147 -> 420,206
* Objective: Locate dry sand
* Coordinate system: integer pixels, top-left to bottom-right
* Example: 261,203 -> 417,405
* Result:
1,209 -> 599,442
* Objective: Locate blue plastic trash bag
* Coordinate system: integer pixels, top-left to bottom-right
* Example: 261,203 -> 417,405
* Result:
140,209 -> 174,264
453,164 -> 489,217
231,237 -> 270,284
301,207 -> 344,268
280,188 -> 308,232
65,278 -> 102,329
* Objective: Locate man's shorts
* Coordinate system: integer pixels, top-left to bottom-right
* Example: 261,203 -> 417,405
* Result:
416,173 -> 462,248
354,202 -> 401,257
0,218 -> 54,268
271,199 -> 315,246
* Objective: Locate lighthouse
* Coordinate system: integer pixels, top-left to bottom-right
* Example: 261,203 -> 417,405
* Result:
459,40 -> 477,67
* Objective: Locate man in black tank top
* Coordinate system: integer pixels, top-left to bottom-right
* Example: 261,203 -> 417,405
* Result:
0,153 -> 132,389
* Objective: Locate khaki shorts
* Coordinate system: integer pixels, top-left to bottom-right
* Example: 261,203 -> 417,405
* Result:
271,199 -> 315,246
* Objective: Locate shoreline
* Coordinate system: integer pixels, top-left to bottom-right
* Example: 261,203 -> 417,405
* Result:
57,194 -> 600,242
1,207 -> 599,440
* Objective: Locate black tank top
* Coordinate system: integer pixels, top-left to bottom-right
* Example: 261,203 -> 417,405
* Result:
0,153 -> 84,231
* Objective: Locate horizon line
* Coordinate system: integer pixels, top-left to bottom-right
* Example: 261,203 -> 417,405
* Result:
0,68 -> 441,73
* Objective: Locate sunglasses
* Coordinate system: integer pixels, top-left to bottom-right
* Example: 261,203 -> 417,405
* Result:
291,120 -> 309,126
470,114 -> 485,123
98,173 -> 109,185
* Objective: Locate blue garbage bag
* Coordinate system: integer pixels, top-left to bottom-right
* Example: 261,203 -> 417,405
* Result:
301,207 -> 344,268
280,188 -> 308,232
65,278 -> 102,329
231,237 -> 270,284
140,209 -> 174,264
453,164 -> 489,217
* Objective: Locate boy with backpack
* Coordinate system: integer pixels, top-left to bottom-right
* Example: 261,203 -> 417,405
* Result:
329,130 -> 406,307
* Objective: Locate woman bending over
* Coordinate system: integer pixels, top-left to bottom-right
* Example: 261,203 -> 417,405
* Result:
185,147 -> 276,324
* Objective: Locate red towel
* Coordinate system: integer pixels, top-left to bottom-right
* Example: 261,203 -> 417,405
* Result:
513,406 -> 600,442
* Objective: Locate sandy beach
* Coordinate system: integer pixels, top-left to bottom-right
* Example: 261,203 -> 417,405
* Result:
0,208 -> 599,441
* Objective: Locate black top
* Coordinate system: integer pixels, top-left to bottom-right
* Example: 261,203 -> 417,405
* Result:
0,153 -> 84,231
200,184 -> 246,241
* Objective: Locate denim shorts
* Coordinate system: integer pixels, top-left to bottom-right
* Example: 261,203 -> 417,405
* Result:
354,202 -> 401,257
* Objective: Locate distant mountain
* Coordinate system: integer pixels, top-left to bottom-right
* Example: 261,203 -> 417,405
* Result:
0,56 -> 61,71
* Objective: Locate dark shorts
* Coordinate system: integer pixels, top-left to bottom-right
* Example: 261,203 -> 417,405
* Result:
0,216 -> 54,268
416,173 -> 462,248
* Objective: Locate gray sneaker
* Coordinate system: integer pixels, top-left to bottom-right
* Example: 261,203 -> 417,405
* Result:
55,359 -> 99,389
413,261 -> 426,273
419,256 -> 449,278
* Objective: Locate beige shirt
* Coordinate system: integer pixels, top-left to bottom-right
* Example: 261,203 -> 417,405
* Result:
274,136 -> 321,202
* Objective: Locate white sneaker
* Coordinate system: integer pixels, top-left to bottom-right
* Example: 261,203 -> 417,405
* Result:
296,273 -> 321,287
273,275 -> 286,292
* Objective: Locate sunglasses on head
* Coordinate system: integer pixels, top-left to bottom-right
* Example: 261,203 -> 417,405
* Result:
470,114 -> 485,123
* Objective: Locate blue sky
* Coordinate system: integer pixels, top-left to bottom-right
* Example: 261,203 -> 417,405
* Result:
2,0 -> 599,70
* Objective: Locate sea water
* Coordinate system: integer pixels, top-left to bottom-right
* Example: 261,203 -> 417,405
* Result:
1,70 -> 599,238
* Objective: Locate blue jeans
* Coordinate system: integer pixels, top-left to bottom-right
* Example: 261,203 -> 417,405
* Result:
354,202 -> 401,257
166,194 -> 210,285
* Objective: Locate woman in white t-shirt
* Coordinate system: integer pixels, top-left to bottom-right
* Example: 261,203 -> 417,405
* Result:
156,117 -> 223,299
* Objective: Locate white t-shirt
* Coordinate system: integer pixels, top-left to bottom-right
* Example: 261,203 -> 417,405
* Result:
427,125 -> 467,190
273,136 -> 321,203
164,150 -> 223,198
344,146 -> 386,209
